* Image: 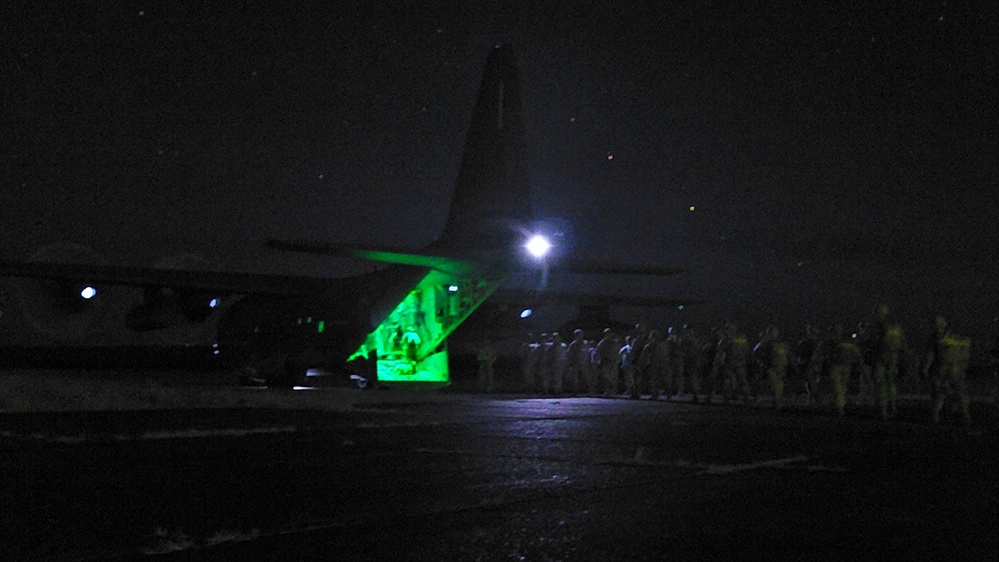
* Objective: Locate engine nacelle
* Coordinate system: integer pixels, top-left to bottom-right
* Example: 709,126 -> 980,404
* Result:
125,300 -> 183,332
11,243 -> 107,340
179,291 -> 219,323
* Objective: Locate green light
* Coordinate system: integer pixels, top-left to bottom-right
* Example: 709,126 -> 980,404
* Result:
350,269 -> 506,386
317,320 -> 325,334
377,349 -> 449,382
689,206 -> 696,211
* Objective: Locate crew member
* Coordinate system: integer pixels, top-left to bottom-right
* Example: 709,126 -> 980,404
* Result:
402,325 -> 421,363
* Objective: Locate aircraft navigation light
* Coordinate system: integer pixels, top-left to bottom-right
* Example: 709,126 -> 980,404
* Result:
520,308 -> 533,319
80,286 -> 97,300
448,285 -> 459,293
209,298 -> 219,308
525,235 -> 552,258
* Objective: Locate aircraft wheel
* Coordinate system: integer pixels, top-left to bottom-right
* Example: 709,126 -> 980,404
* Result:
236,366 -> 265,387
262,354 -> 305,388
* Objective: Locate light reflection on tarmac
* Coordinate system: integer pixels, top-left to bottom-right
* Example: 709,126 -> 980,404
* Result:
1,389 -> 997,561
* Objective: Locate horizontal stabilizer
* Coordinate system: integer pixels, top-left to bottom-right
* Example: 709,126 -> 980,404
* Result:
267,239 -> 685,277
492,288 -> 704,308
265,239 -> 485,276
542,259 -> 686,276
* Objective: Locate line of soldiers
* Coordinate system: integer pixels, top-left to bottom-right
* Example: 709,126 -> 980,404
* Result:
518,304 -> 981,425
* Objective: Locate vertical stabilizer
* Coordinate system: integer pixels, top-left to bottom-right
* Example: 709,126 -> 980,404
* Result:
437,45 -> 533,250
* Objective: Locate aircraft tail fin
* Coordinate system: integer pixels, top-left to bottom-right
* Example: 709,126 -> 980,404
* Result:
435,44 -> 533,251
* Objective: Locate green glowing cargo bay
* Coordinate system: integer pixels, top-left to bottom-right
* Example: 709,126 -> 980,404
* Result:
349,269 -> 505,385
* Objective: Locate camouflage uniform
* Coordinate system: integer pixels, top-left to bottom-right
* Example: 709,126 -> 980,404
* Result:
566,330 -> 590,395
629,326 -> 650,398
595,330 -> 621,397
860,305 -> 910,419
543,332 -> 567,395
639,331 -> 664,399
700,326 -> 725,403
684,325 -> 707,403
754,327 -> 790,411
665,327 -> 687,400
824,326 -> 868,416
521,334 -> 542,393
792,324 -> 821,403
923,317 -> 971,425
714,324 -> 753,403
477,340 -> 497,393
620,337 -> 639,399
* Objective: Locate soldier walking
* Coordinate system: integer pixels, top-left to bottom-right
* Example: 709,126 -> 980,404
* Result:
923,316 -> 972,425
595,328 -> 621,397
754,326 -> 790,411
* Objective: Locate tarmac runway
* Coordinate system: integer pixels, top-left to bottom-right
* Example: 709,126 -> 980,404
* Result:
1,386 -> 997,561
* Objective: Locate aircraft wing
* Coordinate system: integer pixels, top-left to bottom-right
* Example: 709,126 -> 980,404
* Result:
0,259 -> 335,296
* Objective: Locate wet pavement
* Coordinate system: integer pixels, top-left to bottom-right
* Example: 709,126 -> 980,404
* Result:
2,393 -> 997,561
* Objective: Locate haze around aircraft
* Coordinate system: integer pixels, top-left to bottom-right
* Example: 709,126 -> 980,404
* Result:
0,45 -> 692,388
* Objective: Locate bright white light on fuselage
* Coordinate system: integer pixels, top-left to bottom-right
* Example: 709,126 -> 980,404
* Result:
520,308 -> 533,319
448,285 -> 459,293
80,286 -> 97,299
209,298 -> 219,308
525,235 -> 552,258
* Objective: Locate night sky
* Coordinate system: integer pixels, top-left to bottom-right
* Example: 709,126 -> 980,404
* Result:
2,2 -> 996,347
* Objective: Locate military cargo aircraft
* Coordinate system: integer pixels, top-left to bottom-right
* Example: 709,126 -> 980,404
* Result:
0,45 -> 691,388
